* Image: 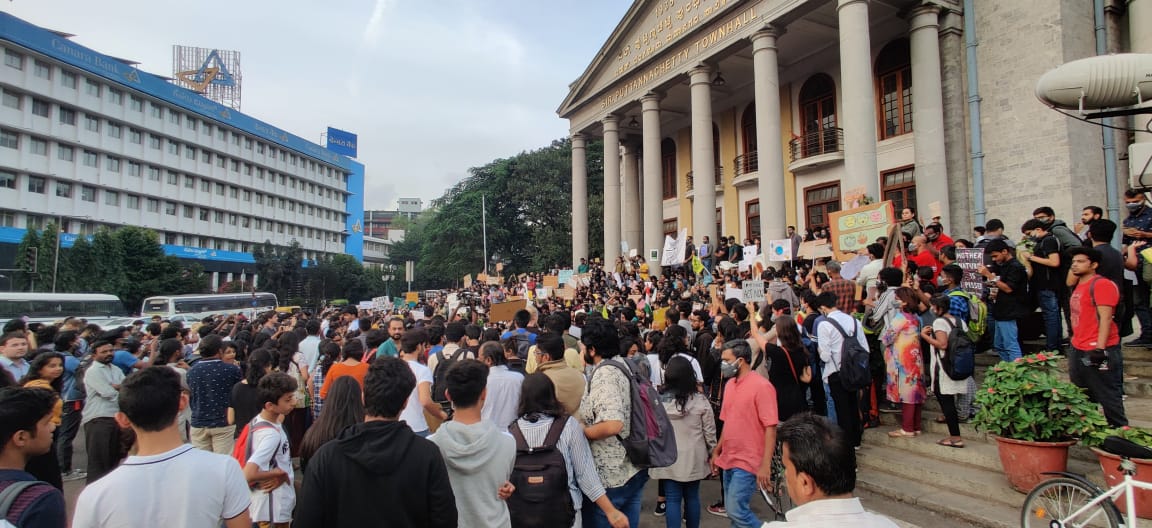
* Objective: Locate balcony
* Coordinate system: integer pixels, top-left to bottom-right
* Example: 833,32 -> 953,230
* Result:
733,151 -> 759,187
685,166 -> 723,195
788,128 -> 845,173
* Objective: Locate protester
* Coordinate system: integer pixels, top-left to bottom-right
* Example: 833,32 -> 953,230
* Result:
299,375 -> 364,472
81,338 -> 125,484
243,372 -> 297,528
651,357 -> 716,528
0,386 -> 66,528
187,334 -> 242,454
1067,247 -> 1128,427
18,351 -> 64,490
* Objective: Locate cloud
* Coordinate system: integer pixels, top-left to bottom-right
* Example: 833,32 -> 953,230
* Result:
362,0 -> 390,49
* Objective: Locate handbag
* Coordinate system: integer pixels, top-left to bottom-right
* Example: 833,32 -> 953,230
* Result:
782,345 -> 812,384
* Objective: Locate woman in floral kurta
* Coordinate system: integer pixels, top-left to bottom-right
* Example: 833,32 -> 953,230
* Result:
883,287 -> 927,437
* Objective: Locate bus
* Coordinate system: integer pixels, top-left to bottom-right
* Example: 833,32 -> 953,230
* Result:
140,292 -> 278,321
0,293 -> 129,328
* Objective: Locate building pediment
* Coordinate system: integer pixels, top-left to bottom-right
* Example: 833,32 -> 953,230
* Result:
558,0 -> 766,120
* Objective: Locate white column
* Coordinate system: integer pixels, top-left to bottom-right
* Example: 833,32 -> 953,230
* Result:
211,271 -> 220,292
1132,0 -> 1152,140
752,28 -> 786,241
252,273 -> 259,291
603,116 -> 622,265
622,142 -> 642,255
225,272 -> 234,284
641,93 -> 664,276
689,64 -> 717,247
910,5 -> 950,229
571,133 -> 588,268
838,0 -> 880,198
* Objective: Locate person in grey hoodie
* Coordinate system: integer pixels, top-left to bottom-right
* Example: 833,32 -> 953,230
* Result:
431,359 -> 516,528
768,267 -> 801,312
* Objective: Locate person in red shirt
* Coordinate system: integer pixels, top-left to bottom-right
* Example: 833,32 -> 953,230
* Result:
923,223 -> 954,255
1067,246 -> 1127,427
906,235 -> 941,283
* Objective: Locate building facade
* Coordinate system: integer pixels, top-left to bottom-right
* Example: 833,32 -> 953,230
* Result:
559,0 -> 1147,272
0,13 -> 365,290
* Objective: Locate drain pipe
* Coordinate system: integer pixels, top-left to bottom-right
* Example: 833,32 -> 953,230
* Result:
963,0 -> 987,229
1094,0 -> 1122,248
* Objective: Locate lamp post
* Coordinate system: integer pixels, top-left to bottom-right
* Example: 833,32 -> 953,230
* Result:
52,214 -> 91,293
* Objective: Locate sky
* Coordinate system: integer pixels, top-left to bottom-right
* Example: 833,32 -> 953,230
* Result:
3,0 -> 631,210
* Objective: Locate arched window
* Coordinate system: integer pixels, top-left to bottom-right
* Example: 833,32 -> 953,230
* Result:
876,38 -> 912,139
739,104 -> 758,174
799,74 -> 837,157
661,138 -> 676,199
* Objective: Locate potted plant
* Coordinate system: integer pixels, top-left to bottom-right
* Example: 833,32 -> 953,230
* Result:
1084,426 -> 1152,518
972,352 -> 1108,493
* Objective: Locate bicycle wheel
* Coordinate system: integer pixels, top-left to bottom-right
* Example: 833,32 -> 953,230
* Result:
764,443 -> 795,521
1021,477 -> 1120,528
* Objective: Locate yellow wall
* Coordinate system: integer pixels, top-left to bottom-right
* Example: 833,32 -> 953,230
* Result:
719,107 -> 740,237
781,83 -> 797,228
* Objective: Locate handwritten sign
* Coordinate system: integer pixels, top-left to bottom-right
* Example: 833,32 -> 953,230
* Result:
741,280 -> 765,302
955,248 -> 985,295
768,239 -> 792,262
405,292 -> 419,303
725,287 -> 743,301
489,300 -> 527,322
557,270 -> 574,286
828,201 -> 895,261
543,275 -> 559,288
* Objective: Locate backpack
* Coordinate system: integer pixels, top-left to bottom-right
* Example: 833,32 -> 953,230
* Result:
431,348 -> 468,403
823,318 -> 872,392
947,290 -> 988,342
0,480 -> 53,527
231,418 -> 279,469
588,357 -> 678,468
506,418 -> 575,528
511,332 -> 533,360
72,353 -> 95,400
938,317 -> 975,381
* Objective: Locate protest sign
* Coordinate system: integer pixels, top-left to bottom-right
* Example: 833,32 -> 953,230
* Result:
797,241 -> 834,260
358,301 -> 374,310
543,275 -> 559,288
741,280 -> 765,302
557,288 -> 576,300
652,308 -> 668,330
725,286 -> 743,301
661,228 -> 688,267
404,292 -> 419,303
828,201 -> 895,261
557,270 -> 574,286
768,239 -> 792,262
489,299 -> 527,322
955,248 -> 985,295
536,288 -> 550,300
463,274 -> 472,288
487,276 -> 501,286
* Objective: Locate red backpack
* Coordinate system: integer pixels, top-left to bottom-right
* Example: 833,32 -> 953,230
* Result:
231,418 -> 278,469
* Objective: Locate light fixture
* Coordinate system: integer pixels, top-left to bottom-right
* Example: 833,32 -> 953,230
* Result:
713,71 -> 726,86
627,116 -> 640,128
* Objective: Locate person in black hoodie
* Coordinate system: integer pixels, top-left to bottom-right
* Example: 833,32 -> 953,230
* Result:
296,357 -> 457,528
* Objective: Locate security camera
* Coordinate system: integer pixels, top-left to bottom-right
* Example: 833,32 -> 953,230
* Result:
1035,54 -> 1152,110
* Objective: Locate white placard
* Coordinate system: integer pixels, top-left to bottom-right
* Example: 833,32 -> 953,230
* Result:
661,228 -> 688,267
768,239 -> 792,262
725,286 -> 743,301
741,280 -> 766,302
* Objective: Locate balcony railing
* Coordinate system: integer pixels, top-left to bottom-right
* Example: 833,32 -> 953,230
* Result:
734,151 -> 758,176
686,166 -> 723,191
789,128 -> 844,162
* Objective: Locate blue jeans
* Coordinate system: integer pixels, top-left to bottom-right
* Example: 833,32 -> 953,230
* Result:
584,469 -> 649,528
992,318 -> 1022,362
663,480 -> 701,528
822,381 -> 837,423
1036,289 -> 1062,351
722,468 -> 762,528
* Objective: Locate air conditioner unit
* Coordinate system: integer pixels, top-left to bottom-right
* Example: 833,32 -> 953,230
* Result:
1130,142 -> 1152,191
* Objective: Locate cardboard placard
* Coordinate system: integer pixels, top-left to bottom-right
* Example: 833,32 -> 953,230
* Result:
543,275 -> 559,288
489,299 -> 527,322
652,308 -> 668,330
955,248 -> 985,295
741,280 -> 766,302
842,186 -> 867,210
463,274 -> 472,288
797,241 -> 834,260
486,276 -> 501,285
477,273 -> 488,283
557,287 -> 576,300
828,201 -> 895,261
404,292 -> 419,303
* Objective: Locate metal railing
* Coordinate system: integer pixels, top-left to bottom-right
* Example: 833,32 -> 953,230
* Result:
789,128 -> 844,162
734,151 -> 759,176
686,166 -> 723,191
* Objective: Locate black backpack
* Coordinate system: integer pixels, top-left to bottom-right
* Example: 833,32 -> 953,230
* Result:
507,418 -> 575,528
511,332 -> 533,360
938,317 -> 975,381
73,353 -> 95,400
430,348 -> 467,403
824,318 -> 871,391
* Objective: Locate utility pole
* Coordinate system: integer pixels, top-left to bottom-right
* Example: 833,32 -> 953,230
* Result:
482,194 -> 488,275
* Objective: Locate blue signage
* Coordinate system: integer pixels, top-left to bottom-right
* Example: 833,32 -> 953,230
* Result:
345,161 -> 365,262
326,127 -> 358,158
162,245 -> 255,264
0,13 -> 353,171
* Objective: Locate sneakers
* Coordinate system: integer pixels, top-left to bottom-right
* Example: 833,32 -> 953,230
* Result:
707,501 -> 727,518
61,469 -> 87,482
653,501 -> 666,517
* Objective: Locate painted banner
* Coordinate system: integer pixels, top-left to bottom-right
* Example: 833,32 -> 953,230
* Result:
828,201 -> 895,261
955,248 -> 986,295
768,239 -> 792,262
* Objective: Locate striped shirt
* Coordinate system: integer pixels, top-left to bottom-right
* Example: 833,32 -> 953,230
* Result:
513,415 -> 606,507
311,365 -> 325,420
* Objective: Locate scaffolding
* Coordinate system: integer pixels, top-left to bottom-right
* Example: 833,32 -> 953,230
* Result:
172,45 -> 242,111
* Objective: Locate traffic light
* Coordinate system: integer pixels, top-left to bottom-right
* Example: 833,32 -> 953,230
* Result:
25,246 -> 38,274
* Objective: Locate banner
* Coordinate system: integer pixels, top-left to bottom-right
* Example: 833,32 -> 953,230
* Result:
955,248 -> 986,295
661,228 -> 688,267
768,239 -> 792,262
741,280 -> 765,302
828,201 -> 895,261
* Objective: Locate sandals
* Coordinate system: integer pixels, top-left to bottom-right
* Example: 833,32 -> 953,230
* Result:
936,438 -> 965,448
887,429 -> 919,438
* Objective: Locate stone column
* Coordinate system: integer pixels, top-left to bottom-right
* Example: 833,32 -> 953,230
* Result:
752,28 -> 786,241
689,64 -> 717,248
603,116 -> 622,265
571,133 -> 588,269
211,271 -> 220,292
909,5 -> 950,228
641,93 -> 664,276
622,142 -> 642,255
838,0 -> 880,198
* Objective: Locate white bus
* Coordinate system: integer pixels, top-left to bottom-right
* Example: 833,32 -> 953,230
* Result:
140,292 -> 279,322
0,293 -> 128,328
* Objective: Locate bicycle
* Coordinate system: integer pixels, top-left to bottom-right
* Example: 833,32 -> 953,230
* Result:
1021,436 -> 1152,527
759,438 -> 794,521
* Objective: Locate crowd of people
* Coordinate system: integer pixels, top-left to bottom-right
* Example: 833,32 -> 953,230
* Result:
0,194 -> 1149,527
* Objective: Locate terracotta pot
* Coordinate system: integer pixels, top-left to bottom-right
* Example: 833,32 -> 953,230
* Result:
1093,447 -> 1152,519
993,436 -> 1077,493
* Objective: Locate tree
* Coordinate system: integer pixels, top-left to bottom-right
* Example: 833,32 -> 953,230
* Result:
253,239 -> 305,301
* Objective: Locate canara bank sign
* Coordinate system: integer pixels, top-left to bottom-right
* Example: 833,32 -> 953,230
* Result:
599,3 -> 758,110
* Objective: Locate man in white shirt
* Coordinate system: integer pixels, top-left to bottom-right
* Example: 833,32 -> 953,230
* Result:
399,329 -> 447,436
815,292 -> 867,449
765,413 -> 898,528
299,320 -> 323,372
73,366 -> 251,528
477,342 -> 523,429
81,339 -> 126,484
0,331 -> 30,382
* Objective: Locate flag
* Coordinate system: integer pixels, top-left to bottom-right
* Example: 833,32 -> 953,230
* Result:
602,306 -> 610,319
691,255 -> 704,275
700,266 -> 714,286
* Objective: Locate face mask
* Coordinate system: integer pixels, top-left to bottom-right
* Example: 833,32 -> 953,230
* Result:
926,234 -> 938,241
720,359 -> 739,378
1127,203 -> 1144,213
907,243 -> 918,251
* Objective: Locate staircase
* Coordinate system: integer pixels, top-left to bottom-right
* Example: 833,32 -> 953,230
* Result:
855,344 -> 1152,528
